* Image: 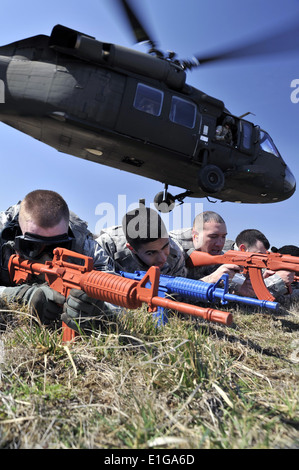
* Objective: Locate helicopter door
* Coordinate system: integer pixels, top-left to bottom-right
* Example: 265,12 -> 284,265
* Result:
115,81 -> 198,155
238,120 -> 254,154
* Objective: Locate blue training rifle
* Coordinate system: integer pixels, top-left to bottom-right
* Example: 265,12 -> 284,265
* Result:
119,271 -> 279,326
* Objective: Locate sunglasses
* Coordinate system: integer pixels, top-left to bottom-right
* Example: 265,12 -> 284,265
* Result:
14,232 -> 75,260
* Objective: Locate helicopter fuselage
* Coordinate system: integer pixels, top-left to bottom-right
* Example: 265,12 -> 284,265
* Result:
0,25 -> 295,204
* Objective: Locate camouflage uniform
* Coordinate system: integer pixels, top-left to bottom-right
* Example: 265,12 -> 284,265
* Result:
215,125 -> 233,143
262,273 -> 289,298
97,225 -> 186,276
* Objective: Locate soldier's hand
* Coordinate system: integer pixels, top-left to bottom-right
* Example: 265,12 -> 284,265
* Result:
265,269 -> 295,287
1,283 -> 65,324
29,285 -> 65,324
61,289 -> 106,334
204,264 -> 240,283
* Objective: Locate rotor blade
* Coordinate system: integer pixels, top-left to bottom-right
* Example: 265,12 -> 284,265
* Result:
117,0 -> 157,47
189,18 -> 299,67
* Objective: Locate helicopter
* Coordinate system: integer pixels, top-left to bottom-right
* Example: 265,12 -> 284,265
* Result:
0,0 -> 296,212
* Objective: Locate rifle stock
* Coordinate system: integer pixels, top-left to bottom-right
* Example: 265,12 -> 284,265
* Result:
187,249 -> 299,301
8,248 -> 233,341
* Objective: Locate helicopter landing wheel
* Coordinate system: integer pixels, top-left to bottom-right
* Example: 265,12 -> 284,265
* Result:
154,190 -> 176,213
198,164 -> 225,193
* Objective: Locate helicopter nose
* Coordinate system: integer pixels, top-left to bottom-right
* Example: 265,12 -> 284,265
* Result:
284,165 -> 296,196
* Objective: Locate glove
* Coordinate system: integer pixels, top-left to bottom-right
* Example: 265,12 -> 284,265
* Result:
61,289 -> 107,334
1,283 -> 65,325
28,285 -> 66,325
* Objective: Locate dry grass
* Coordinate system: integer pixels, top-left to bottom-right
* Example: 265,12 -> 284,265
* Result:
0,298 -> 298,449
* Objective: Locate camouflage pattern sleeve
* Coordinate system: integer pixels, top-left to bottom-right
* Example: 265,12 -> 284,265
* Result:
264,273 -> 288,297
83,236 -> 115,272
164,238 -> 187,277
96,231 -> 117,260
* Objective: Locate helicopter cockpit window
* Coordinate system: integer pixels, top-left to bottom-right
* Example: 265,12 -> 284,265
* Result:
169,96 -> 196,128
133,83 -> 163,116
259,130 -> 280,157
241,121 -> 253,150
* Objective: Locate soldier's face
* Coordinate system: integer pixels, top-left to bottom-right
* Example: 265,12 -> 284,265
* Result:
193,221 -> 227,255
133,238 -> 170,268
17,207 -> 71,262
240,240 -> 268,254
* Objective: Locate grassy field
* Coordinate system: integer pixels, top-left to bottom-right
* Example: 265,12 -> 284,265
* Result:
0,297 -> 298,450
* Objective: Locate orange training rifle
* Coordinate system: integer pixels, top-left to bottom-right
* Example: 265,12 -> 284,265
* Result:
187,249 -> 299,302
8,248 -> 233,341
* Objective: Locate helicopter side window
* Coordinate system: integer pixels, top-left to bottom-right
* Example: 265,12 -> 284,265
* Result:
169,96 -> 196,129
133,83 -> 163,116
259,130 -> 280,157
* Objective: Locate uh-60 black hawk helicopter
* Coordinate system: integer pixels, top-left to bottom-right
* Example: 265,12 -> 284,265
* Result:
0,0 -> 296,211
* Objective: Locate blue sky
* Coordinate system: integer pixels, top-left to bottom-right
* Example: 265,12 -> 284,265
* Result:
0,0 -> 299,248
